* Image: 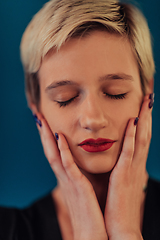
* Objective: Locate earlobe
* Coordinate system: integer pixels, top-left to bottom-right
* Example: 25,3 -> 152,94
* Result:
26,91 -> 40,114
29,102 -> 39,115
146,78 -> 154,94
29,102 -> 43,127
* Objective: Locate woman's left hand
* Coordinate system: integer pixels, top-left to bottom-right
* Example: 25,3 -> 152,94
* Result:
104,94 -> 153,240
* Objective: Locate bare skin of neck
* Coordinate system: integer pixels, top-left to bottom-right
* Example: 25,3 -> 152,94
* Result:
52,172 -> 147,240
80,170 -> 111,214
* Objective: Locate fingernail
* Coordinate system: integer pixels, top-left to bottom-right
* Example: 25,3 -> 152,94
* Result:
55,132 -> 59,140
149,100 -> 154,109
149,93 -> 155,101
134,117 -> 139,126
37,120 -> 42,128
33,114 -> 42,127
149,93 -> 154,109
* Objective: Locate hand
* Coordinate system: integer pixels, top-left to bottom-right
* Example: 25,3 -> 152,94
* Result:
35,113 -> 108,240
104,94 -> 153,240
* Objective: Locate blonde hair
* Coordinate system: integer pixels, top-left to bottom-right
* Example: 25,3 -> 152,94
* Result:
20,0 -> 155,107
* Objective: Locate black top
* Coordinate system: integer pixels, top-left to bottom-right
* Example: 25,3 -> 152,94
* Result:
0,178 -> 160,240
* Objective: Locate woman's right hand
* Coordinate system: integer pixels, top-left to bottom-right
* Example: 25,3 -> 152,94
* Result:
35,113 -> 108,240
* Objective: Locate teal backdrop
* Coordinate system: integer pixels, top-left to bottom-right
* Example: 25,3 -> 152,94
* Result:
0,0 -> 160,208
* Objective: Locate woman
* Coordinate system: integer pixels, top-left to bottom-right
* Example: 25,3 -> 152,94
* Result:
1,0 -> 159,239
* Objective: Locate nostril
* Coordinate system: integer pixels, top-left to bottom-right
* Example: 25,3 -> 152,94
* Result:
80,117 -> 107,132
79,98 -> 108,131
84,126 -> 91,130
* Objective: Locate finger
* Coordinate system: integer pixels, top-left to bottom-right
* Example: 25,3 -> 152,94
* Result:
133,94 -> 153,167
116,118 -> 137,169
35,114 -> 67,181
57,133 -> 84,182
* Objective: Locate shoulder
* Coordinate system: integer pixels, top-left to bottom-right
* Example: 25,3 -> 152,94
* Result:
143,177 -> 160,240
0,193 -> 62,240
148,177 -> 160,192
145,178 -> 160,210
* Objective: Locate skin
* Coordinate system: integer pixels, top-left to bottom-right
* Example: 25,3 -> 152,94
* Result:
31,31 -> 153,240
39,32 -> 143,173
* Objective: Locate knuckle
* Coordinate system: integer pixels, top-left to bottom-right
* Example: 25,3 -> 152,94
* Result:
76,174 -> 86,186
47,155 -> 57,165
60,143 -> 70,152
45,150 -> 60,165
127,131 -> 135,138
123,147 -> 133,159
138,135 -> 147,147
63,157 -> 73,170
76,176 -> 93,192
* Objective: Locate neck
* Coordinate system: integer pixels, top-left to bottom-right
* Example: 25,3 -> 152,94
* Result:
80,169 -> 111,214
54,170 -> 111,216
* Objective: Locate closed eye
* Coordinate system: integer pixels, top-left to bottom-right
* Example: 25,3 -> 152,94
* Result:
54,95 -> 78,107
55,92 -> 127,108
104,93 -> 127,99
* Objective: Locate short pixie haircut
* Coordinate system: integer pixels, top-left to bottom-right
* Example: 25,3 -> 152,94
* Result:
20,0 -> 155,108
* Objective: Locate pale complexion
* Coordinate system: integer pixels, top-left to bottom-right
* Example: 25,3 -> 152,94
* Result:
32,31 -> 153,240
39,31 -> 143,173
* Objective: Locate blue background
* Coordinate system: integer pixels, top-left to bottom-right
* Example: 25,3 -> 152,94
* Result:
0,0 -> 160,208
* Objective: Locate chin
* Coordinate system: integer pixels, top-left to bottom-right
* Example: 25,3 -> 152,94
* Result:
73,153 -> 118,175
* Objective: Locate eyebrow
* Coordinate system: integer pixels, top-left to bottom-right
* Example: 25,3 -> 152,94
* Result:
99,73 -> 134,82
45,80 -> 77,92
45,73 -> 133,91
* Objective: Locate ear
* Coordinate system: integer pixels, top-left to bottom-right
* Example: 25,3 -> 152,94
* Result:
26,92 -> 40,114
145,78 -> 154,94
29,102 -> 39,114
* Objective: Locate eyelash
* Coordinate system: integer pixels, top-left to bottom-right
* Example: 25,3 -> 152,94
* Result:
104,93 -> 127,100
55,93 -> 127,108
55,95 -> 78,108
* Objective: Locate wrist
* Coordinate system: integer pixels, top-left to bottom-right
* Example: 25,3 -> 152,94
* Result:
74,233 -> 108,240
74,235 -> 108,240
109,231 -> 143,240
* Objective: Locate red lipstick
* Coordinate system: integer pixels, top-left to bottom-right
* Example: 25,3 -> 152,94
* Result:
78,138 -> 115,153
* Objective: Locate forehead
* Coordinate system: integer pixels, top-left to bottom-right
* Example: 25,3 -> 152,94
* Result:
39,31 -> 140,87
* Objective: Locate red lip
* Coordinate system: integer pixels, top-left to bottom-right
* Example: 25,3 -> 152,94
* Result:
78,138 -> 116,153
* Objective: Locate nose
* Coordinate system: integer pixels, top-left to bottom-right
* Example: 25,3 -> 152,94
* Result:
79,94 -> 108,132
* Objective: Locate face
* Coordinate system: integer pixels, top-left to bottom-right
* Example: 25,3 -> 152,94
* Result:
38,31 -> 143,174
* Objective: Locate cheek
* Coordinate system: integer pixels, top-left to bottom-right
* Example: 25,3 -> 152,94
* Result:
40,94 -> 62,132
40,101 -> 58,132
113,97 -> 142,145
42,105 -> 74,135
40,94 -> 78,137
46,113 -> 66,133
116,92 -> 142,121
